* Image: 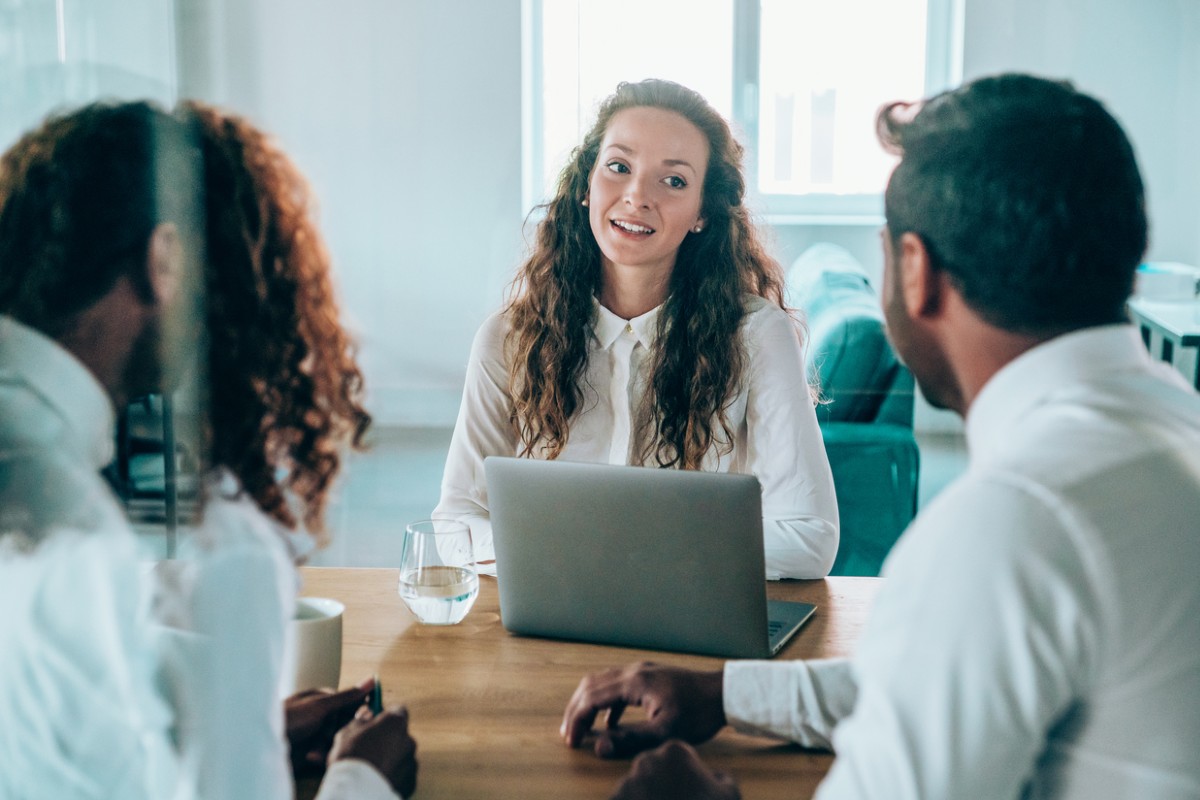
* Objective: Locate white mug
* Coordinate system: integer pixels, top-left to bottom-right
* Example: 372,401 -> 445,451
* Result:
281,597 -> 344,696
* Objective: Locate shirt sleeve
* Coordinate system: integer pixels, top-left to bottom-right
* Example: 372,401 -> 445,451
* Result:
743,305 -> 840,578
433,312 -> 518,567
723,657 -> 857,749
814,476 -> 1103,800
178,504 -> 295,800
314,759 -> 402,800
9,529 -> 178,800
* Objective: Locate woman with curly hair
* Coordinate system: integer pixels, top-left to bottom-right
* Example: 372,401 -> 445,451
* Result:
185,100 -> 370,542
169,101 -> 416,799
435,79 -> 839,579
0,99 -> 413,799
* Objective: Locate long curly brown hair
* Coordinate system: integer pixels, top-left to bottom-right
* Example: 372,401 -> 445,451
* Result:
182,101 -> 371,538
508,79 -> 787,469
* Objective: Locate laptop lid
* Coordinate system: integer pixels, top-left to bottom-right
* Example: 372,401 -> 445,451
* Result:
485,457 -> 814,659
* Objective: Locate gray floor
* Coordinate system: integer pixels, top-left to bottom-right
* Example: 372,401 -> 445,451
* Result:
299,426 -> 968,568
312,426 -> 454,567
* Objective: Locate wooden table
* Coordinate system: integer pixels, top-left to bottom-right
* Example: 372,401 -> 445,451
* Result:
299,567 -> 881,800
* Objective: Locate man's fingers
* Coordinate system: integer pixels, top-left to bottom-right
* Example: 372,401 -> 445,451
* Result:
562,687 -> 606,747
594,724 -> 669,759
605,701 -> 627,730
378,705 -> 410,732
308,682 -> 374,720
562,668 -> 645,747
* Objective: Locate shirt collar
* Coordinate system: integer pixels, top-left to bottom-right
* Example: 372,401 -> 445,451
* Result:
965,324 -> 1152,463
0,315 -> 117,469
592,298 -> 663,350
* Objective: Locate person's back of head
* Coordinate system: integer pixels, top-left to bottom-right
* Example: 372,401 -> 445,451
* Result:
878,73 -> 1147,336
0,101 -> 201,339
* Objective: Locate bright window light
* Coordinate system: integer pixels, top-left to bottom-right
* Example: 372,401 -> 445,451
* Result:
535,0 -> 733,206
528,0 -> 958,217
757,0 -> 927,197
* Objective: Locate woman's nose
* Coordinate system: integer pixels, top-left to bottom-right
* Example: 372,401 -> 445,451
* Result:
623,175 -> 652,208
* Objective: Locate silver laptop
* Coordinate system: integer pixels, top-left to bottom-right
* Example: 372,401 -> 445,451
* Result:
484,457 -> 816,659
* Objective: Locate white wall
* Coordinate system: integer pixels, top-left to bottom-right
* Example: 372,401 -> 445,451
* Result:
961,0 -> 1200,268
175,0 -> 525,427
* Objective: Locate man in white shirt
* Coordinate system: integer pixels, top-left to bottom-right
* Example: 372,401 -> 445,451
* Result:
561,73 -> 1200,799
0,102 -> 416,799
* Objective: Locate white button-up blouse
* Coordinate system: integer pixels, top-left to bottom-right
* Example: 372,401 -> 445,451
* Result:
434,295 -> 839,579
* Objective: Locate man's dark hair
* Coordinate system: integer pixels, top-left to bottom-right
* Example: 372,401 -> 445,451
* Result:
878,73 -> 1147,334
0,101 -> 201,337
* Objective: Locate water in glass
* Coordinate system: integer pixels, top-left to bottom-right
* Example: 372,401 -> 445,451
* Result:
398,519 -> 478,625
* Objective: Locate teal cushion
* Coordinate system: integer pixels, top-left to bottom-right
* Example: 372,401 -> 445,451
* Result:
789,245 -> 898,423
821,422 -> 919,576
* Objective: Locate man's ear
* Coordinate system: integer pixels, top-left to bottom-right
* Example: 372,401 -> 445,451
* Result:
145,222 -> 182,307
897,232 -> 943,319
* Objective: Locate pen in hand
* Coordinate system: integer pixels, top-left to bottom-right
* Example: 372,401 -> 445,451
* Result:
370,675 -> 383,714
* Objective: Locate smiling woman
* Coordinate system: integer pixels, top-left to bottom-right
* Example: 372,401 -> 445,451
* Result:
587,105 -> 710,317
433,79 -> 840,580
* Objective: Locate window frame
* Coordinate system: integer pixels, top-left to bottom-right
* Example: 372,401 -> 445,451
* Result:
522,0 -> 964,223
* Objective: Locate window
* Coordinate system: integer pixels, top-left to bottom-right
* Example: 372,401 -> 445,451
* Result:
525,0 -> 962,222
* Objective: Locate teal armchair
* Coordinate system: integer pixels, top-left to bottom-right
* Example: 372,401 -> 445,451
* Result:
790,244 -> 920,577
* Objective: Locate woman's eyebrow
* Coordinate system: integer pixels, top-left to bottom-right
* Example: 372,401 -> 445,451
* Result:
601,144 -> 697,173
662,158 -> 696,172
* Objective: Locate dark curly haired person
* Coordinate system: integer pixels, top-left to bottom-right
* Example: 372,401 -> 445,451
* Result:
0,101 -> 415,799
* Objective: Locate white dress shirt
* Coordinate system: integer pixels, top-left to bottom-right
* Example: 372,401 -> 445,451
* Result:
0,315 -> 396,800
155,479 -> 400,800
723,324 -> 1200,798
0,316 -> 178,799
434,296 -> 839,579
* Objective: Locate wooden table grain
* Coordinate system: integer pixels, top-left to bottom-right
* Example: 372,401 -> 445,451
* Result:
298,567 -> 881,800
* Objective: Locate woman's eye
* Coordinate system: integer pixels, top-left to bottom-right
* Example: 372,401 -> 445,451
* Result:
664,175 -> 687,189
605,161 -> 630,174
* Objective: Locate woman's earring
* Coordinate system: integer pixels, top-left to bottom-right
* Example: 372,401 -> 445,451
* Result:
581,197 -> 589,207
692,224 -> 703,233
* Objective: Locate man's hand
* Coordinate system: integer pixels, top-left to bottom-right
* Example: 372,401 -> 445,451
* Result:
329,705 -> 419,799
561,662 -> 727,758
285,678 -> 374,776
610,741 -> 741,800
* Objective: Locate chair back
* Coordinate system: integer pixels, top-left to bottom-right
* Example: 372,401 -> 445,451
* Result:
788,243 -> 920,576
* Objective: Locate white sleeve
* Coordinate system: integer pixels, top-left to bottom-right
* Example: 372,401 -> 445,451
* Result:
9,530 -> 178,800
433,312 -> 518,567
723,658 -> 857,749
743,306 -> 840,578
180,509 -> 295,800
314,759 -> 402,800
814,478 -> 1102,800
